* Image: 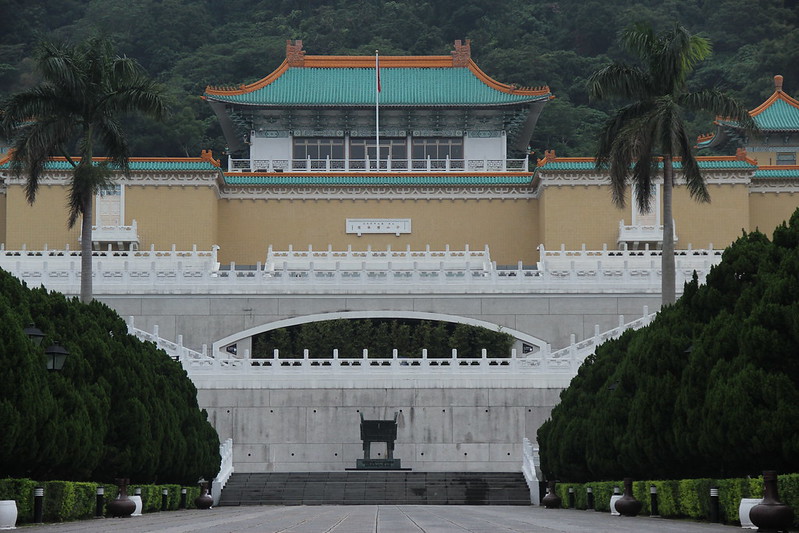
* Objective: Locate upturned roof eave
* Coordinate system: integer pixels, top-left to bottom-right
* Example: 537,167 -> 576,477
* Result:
204,97 -> 551,108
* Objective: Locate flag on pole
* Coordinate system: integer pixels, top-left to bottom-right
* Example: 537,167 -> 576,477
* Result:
375,50 -> 380,171
376,51 -> 381,92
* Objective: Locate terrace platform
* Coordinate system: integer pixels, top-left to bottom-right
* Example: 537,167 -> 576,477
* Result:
24,504 -> 738,532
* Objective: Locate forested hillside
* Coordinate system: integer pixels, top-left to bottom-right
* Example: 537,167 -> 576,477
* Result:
1,0 -> 797,157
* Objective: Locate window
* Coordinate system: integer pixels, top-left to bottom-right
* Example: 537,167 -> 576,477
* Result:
411,138 -> 463,160
776,152 -> 796,165
96,185 -> 123,227
349,138 -> 407,161
632,184 -> 659,226
292,138 -> 344,160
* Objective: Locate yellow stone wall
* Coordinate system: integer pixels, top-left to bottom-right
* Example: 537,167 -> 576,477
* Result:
3,173 -> 795,263
536,182 -> 753,250
749,151 -> 795,166
536,185 -> 622,249
216,198 -> 540,266
671,183 -> 751,248
4,184 -> 81,248
125,186 -> 218,250
750,191 -> 799,236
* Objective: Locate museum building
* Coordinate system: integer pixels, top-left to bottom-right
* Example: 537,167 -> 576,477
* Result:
1,41 -> 798,267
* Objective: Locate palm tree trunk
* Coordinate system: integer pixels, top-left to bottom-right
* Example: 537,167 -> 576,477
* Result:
662,157 -> 676,305
80,191 -> 93,303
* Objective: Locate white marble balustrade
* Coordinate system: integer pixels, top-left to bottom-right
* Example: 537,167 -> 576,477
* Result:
0,244 -> 722,295
126,307 -> 655,379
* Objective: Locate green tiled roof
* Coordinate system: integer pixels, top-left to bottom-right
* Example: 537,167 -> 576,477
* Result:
539,159 -> 757,171
224,174 -> 534,185
0,159 -> 219,171
717,96 -> 799,132
754,168 -> 799,179
206,68 -> 550,107
751,98 -> 799,131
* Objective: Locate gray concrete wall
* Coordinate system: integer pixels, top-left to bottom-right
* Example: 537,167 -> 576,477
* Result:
198,385 -> 562,473
100,293 -> 660,353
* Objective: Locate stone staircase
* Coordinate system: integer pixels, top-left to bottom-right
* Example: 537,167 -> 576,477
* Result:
219,471 -> 530,506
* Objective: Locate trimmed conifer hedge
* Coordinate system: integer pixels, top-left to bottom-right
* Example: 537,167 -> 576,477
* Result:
552,474 -> 799,526
0,478 -> 201,523
538,208 -> 799,481
0,269 -> 220,484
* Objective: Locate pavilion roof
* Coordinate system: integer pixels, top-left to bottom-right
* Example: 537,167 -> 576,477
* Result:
697,75 -> 799,148
204,40 -> 551,108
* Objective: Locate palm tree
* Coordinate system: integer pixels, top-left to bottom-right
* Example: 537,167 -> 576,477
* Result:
1,37 -> 167,303
588,24 -> 755,305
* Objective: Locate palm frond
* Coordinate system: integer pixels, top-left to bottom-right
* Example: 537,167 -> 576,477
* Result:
94,117 -> 130,172
676,127 -> 710,203
67,163 -> 113,228
36,41 -> 86,95
588,64 -> 650,102
596,102 -> 653,164
619,23 -> 657,65
679,89 -> 758,134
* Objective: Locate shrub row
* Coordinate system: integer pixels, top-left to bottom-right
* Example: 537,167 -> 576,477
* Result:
552,474 -> 799,526
0,478 -> 201,523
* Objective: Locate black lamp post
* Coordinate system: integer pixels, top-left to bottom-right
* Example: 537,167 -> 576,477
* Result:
44,343 -> 69,371
24,324 -> 45,346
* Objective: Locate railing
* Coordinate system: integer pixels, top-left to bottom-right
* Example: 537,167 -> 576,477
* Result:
126,308 -> 654,380
547,307 -> 655,361
86,219 -> 139,245
522,437 -> 542,505
212,438 -> 234,506
126,319 -> 209,362
0,244 -> 721,296
266,244 -> 492,272
0,243 -> 218,260
617,219 -> 679,245
228,156 -> 529,173
183,347 -> 585,375
537,243 -> 721,275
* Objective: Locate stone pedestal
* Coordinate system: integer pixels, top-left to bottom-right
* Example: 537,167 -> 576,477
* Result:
356,458 -> 402,470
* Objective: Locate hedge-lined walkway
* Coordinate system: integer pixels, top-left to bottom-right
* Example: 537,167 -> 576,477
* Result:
19,505 -> 737,532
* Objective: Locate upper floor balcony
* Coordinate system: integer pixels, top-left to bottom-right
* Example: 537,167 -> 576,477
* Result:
617,220 -> 678,250
227,155 -> 529,173
81,219 -> 140,251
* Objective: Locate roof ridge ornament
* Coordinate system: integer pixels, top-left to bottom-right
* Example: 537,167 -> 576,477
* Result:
286,40 -> 305,67
200,149 -> 221,167
774,74 -> 784,92
451,39 -> 471,67
735,147 -> 748,161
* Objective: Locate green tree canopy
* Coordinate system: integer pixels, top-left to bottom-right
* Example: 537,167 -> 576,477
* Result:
1,36 -> 168,303
537,208 -> 799,482
0,269 -> 219,483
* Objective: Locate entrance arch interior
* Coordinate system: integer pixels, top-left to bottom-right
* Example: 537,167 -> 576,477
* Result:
212,310 -> 548,358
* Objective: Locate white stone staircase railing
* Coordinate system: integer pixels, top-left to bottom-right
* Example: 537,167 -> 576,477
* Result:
522,438 -> 542,505
212,438 -> 234,506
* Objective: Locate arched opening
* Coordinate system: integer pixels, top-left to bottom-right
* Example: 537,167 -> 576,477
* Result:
213,311 -> 547,359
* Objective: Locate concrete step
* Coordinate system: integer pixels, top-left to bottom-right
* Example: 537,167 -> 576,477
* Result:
219,471 -> 530,506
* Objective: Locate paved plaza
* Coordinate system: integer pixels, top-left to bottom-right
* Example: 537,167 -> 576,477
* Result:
25,505 -> 741,532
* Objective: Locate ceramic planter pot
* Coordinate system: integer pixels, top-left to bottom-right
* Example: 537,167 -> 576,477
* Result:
0,500 -> 17,530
